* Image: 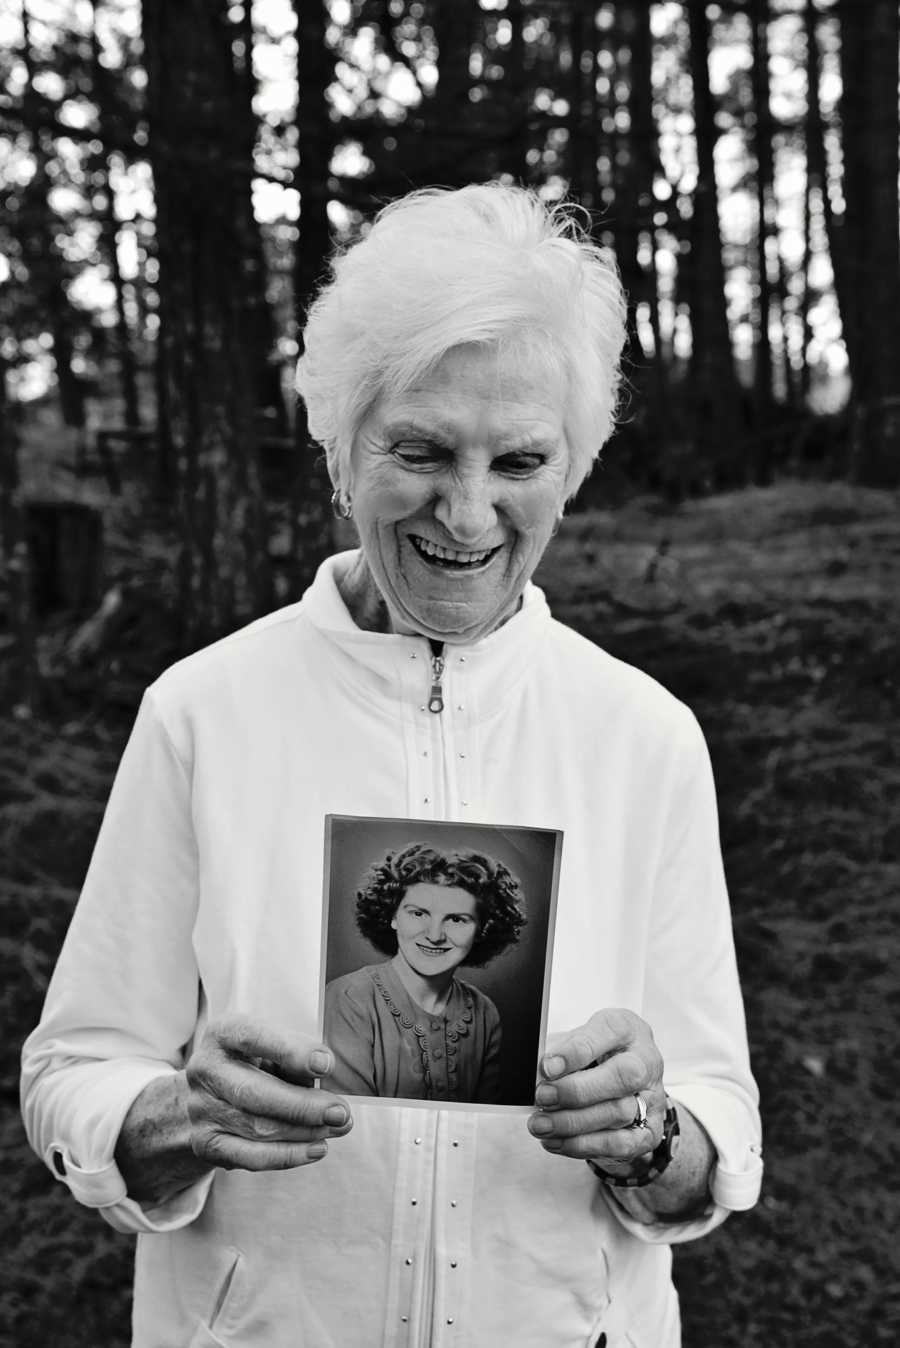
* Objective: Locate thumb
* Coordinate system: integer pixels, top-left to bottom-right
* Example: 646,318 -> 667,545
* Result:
212,1017 -> 333,1083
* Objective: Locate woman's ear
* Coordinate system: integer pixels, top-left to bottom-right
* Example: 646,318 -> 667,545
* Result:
390,916 -> 398,931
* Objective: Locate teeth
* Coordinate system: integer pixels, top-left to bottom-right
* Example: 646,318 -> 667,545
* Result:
412,536 -> 495,565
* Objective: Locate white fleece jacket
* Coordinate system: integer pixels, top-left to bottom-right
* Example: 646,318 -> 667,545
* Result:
21,552 -> 762,1348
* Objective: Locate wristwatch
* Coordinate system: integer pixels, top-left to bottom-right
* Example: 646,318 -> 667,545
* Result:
587,1096 -> 681,1189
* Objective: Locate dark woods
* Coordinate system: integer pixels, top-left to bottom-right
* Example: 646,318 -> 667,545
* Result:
0,0 -> 899,662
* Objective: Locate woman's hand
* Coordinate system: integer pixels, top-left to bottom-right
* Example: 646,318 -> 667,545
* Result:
527,1008 -> 665,1175
116,1017 -> 353,1205
184,1018 -> 353,1172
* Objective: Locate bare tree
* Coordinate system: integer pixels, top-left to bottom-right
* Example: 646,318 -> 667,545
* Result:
89,0 -> 141,430
289,0 -> 338,595
749,0 -> 775,477
19,2 -> 87,452
684,0 -> 743,485
141,0 -> 273,644
837,0 -> 900,482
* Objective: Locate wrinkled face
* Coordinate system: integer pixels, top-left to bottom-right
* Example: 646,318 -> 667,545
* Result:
348,342 -> 570,644
391,883 -> 480,978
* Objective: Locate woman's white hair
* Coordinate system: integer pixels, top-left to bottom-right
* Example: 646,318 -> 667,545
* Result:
295,182 -> 628,500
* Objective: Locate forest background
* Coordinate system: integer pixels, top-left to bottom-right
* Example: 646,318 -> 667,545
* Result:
0,1 -> 898,1345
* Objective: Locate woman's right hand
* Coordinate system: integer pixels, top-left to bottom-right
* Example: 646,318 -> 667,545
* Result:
184,1017 -> 353,1172
115,1017 -> 353,1205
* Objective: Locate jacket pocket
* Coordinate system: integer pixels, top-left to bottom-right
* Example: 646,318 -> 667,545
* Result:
587,1322 -> 638,1348
189,1246 -> 245,1348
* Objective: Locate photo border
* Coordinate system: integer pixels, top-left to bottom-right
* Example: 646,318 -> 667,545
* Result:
318,813 -> 563,1113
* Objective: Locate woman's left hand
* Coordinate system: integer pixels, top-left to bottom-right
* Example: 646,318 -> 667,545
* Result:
527,1008 -> 666,1174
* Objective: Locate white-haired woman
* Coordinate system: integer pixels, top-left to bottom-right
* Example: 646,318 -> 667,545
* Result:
22,184 -> 762,1348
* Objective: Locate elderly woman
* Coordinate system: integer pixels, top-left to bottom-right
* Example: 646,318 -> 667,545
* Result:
21,184 -> 762,1348
324,843 -> 525,1103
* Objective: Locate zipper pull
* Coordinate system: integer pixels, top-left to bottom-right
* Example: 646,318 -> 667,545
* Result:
427,640 -> 445,714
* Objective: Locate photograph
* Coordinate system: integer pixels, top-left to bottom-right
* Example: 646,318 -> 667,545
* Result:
319,814 -> 562,1109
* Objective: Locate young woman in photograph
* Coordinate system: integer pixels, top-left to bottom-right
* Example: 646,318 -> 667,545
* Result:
324,843 -> 526,1104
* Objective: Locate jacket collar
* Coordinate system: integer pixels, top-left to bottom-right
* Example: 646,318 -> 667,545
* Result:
299,550 -> 552,705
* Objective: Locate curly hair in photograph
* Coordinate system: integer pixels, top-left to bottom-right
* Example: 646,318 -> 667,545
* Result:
355,842 -> 527,968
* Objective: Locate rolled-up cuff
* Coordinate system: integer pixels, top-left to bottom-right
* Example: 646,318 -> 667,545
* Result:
45,1139 -> 214,1233
28,1058 -> 215,1234
669,1082 -> 763,1213
100,1170 -> 216,1235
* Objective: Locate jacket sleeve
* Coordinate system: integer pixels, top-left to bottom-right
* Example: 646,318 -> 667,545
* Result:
602,709 -> 763,1245
19,689 -> 214,1235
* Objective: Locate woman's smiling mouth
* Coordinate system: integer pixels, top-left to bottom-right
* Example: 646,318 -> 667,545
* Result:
409,534 -> 501,570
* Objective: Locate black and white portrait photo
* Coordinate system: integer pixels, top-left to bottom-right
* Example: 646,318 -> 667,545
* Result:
319,815 -> 562,1109
10,4 -> 899,1341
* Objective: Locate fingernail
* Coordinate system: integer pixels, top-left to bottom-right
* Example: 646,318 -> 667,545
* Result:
542,1138 -> 563,1152
324,1104 -> 347,1126
307,1142 -> 328,1160
542,1055 -> 566,1079
310,1050 -> 332,1075
529,1114 -> 553,1136
535,1084 -> 558,1108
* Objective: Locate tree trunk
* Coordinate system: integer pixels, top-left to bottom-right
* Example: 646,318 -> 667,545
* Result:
20,2 -> 87,447
424,0 -> 481,186
685,0 -> 742,487
505,0 -> 531,184
290,0 -> 338,597
839,0 -> 900,483
749,0 -> 775,480
804,0 -> 849,380
90,0 -> 141,429
141,0 -> 273,645
835,0 -> 865,384
566,5 -> 594,205
626,1 -> 669,447
0,359 -> 37,712
234,3 -> 288,432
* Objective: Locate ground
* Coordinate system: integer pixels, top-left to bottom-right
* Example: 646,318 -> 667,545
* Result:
2,472 -> 898,1346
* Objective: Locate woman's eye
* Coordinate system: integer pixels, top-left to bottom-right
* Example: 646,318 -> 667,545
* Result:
391,443 -> 446,469
494,453 -> 545,476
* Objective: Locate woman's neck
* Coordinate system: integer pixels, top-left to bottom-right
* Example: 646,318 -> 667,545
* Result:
337,554 -> 394,633
390,953 -> 455,1016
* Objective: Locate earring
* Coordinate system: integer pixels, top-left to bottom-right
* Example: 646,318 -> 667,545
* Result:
331,489 -> 353,521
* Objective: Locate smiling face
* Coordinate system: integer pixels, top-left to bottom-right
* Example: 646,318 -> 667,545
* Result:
391,882 -> 480,979
346,341 -> 570,644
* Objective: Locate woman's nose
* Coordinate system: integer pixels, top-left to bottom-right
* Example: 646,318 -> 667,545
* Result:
427,918 -> 447,943
434,473 -> 497,544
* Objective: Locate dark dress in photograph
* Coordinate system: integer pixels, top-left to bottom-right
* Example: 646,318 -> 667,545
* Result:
324,960 -> 502,1104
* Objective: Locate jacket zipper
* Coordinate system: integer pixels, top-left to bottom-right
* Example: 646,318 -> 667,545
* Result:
427,640 -> 445,714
